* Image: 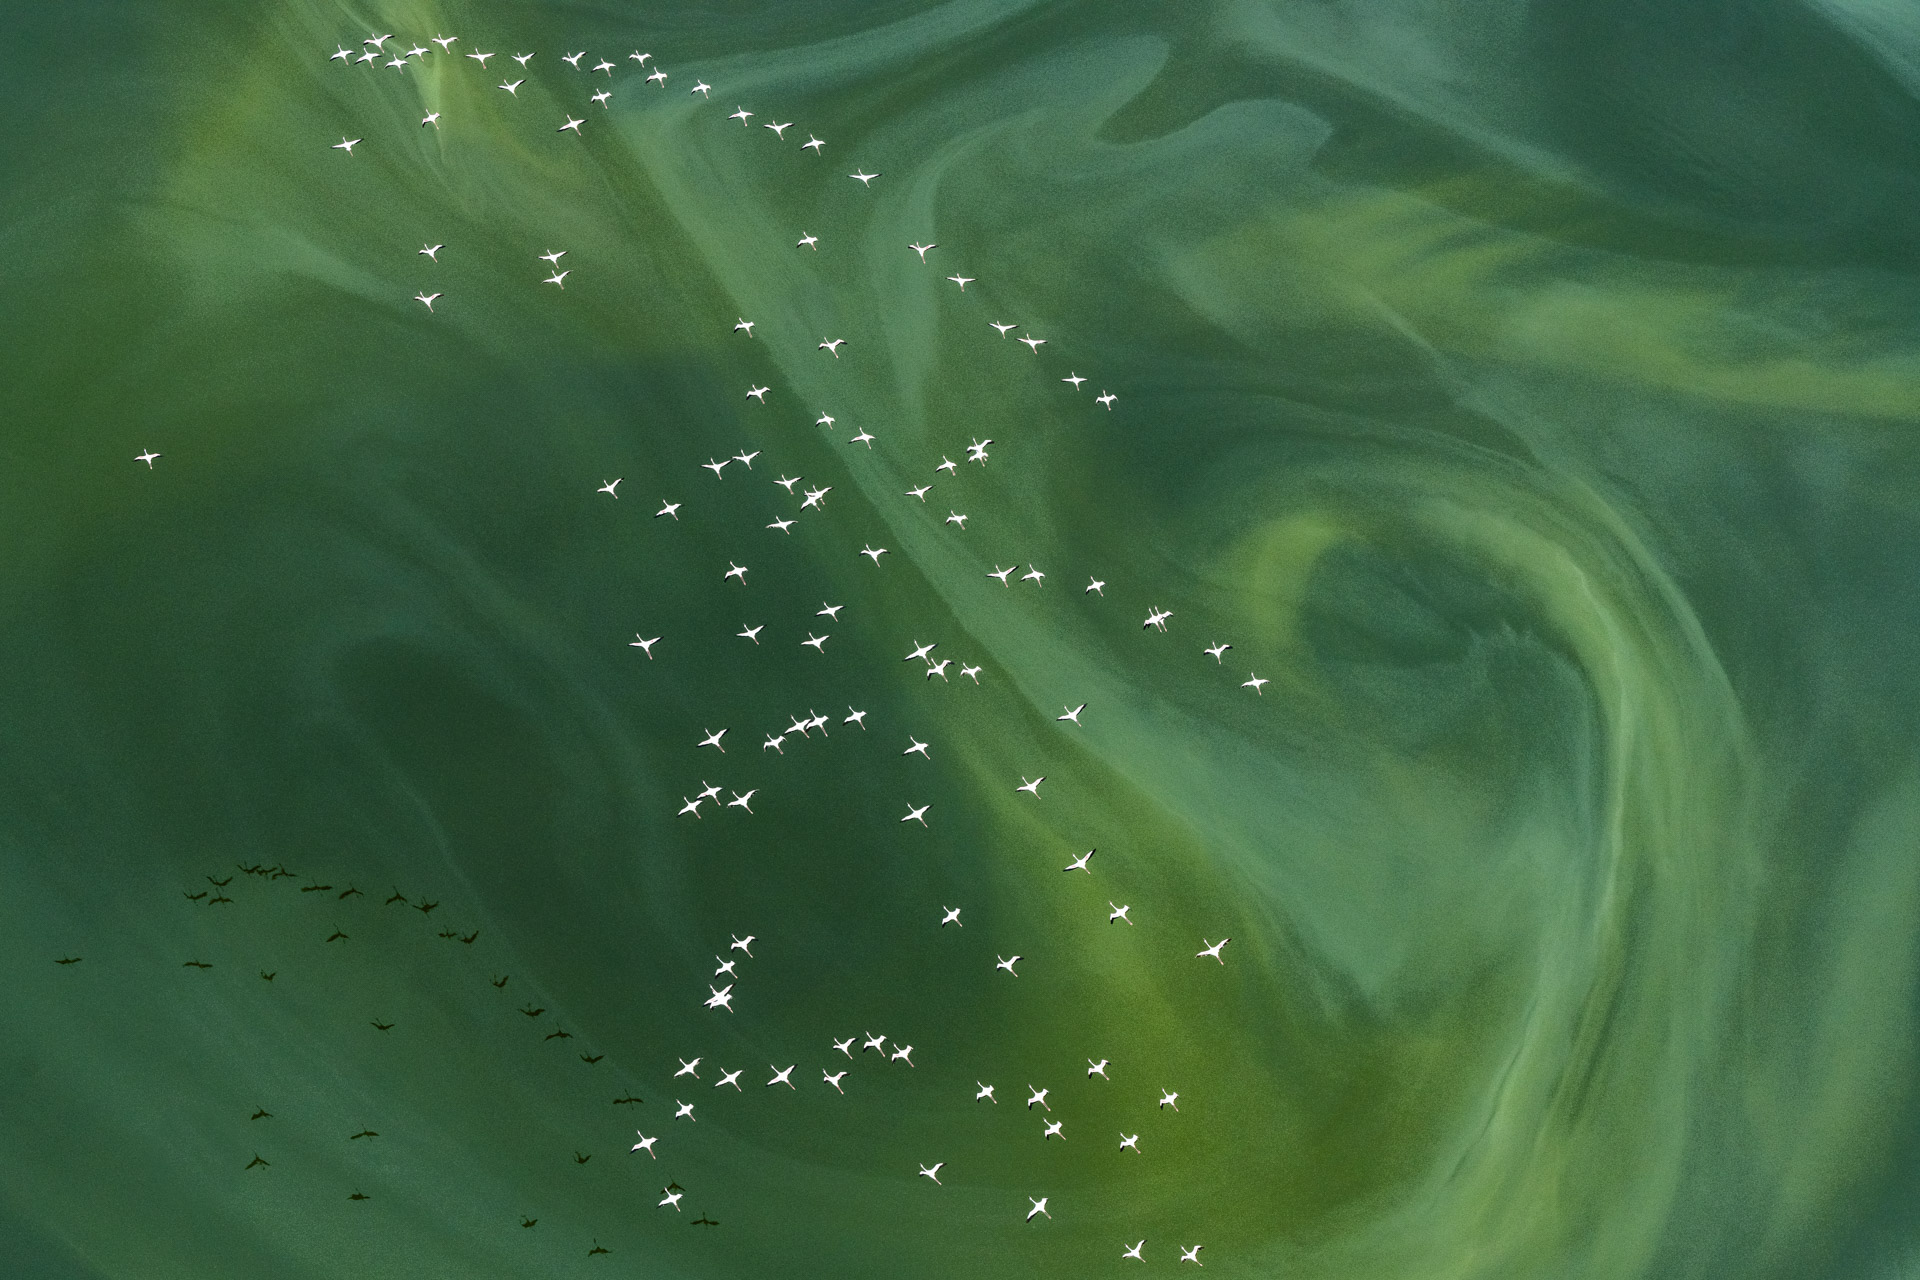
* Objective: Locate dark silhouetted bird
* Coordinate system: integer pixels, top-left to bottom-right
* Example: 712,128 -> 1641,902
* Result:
338,885 -> 362,900
183,960 -> 212,970
371,1020 -> 393,1032
581,1053 -> 603,1065
491,975 -> 509,989
245,1155 -> 268,1170
251,1109 -> 271,1121
184,890 -> 208,902
55,957 -> 81,965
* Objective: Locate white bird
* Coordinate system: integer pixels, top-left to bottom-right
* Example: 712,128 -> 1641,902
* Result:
332,137 -> 361,154
902,804 -> 930,826
936,456 -> 957,474
997,955 -> 1021,976
905,242 -> 939,264
1063,373 -> 1087,389
1180,1246 -> 1203,1266
698,782 -> 722,801
823,1069 -> 847,1092
1021,566 -> 1045,585
768,1064 -> 796,1088
421,111 -> 440,127
499,79 -> 524,95
819,338 -> 845,356
801,485 -> 830,510
1019,335 -> 1046,352
776,474 -> 802,492
539,249 -> 566,264
1058,704 -> 1085,725
678,796 -> 702,818
786,715 -> 813,739
1243,673 -> 1269,694
815,413 -> 835,429
1043,1119 -> 1064,1140
946,274 -> 973,289
1143,607 -> 1172,632
698,728 -> 727,752
850,429 -> 875,448
656,500 -> 681,520
925,659 -> 950,682
945,511 -> 967,529
647,69 -> 667,85
734,450 -> 760,468
803,135 -> 825,152
987,566 -> 1015,586
705,985 -> 735,1010
1026,1085 -> 1049,1111
1087,577 -> 1106,595
765,121 -> 791,138
967,438 -> 991,463
726,790 -> 754,815
850,170 -> 878,185
1064,849 -> 1094,873
919,1163 -> 943,1184
355,51 -> 378,65
563,51 -> 586,67
631,1133 -> 659,1157
908,485 -> 932,501
904,738 -> 929,759
406,46 -> 429,59
731,934 -> 755,956
960,664 -> 982,683
714,956 -> 736,977
1096,392 -> 1118,409
1017,776 -> 1044,797
802,634 -> 828,652
630,51 -> 651,64
542,270 -> 569,288
990,322 -> 1016,336
466,51 -> 493,66
1197,938 -> 1229,963
591,91 -> 610,107
659,1188 -> 683,1210
1089,1059 -> 1110,1078
1204,642 -> 1231,662
797,233 -> 818,249
724,562 -> 748,583
729,107 -> 753,124
330,47 -> 351,62
1158,1090 -> 1179,1111
419,243 -> 443,262
691,80 -> 711,96
844,707 -> 868,729
940,906 -> 962,927
674,1100 -> 695,1121
675,1058 -> 702,1079
135,450 -> 161,468
767,517 -> 795,534
1109,902 -> 1132,925
1027,1198 -> 1050,1222
1120,1133 -> 1140,1152
598,479 -> 621,497
817,602 -> 844,620
629,635 -> 659,657
511,52 -> 533,66
737,625 -> 763,644
860,545 -> 888,563
976,1082 -> 996,1102
385,57 -> 408,70
891,1044 -> 915,1066
702,458 -> 729,478
594,59 -> 615,75
1124,1240 -> 1145,1259
415,291 -> 442,312
746,386 -> 769,402
432,35 -> 457,50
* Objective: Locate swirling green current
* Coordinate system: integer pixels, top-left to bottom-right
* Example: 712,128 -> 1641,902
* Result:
4,1 -> 1919,1276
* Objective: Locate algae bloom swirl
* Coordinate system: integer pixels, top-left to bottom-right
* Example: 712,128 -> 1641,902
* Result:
2,1 -> 1917,1278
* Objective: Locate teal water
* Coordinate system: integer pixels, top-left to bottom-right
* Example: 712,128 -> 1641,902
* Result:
6,1 -> 1920,1276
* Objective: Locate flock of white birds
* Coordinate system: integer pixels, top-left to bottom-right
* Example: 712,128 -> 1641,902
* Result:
120,24 -> 1284,1269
